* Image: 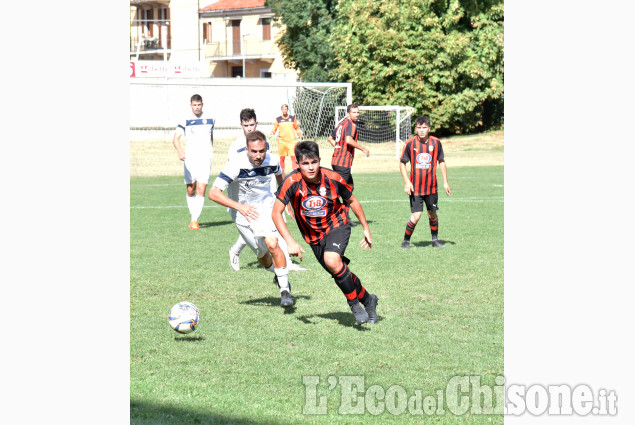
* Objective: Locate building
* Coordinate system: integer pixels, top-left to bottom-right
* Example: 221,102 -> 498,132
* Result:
129,0 -> 298,80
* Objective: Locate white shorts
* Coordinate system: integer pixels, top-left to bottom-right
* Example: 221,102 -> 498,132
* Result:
235,223 -> 269,258
183,156 -> 212,185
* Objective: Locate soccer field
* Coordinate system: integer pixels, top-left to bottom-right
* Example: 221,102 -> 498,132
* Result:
130,166 -> 504,424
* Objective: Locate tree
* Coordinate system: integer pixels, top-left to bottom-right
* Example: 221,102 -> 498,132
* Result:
265,0 -> 338,82
330,0 -> 504,134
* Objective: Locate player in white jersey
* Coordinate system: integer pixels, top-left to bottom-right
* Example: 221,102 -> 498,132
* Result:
209,130 -> 294,307
173,94 -> 215,230
225,109 -> 305,273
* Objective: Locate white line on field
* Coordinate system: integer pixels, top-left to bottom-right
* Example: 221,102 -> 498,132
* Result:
130,198 -> 503,208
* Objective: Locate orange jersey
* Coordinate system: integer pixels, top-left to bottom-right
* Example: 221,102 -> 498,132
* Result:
271,115 -> 300,144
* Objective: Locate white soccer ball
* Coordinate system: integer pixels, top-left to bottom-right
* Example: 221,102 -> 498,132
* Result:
168,301 -> 200,334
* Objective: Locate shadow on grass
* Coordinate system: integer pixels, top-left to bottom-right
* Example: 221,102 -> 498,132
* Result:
296,312 -> 372,330
198,220 -> 233,228
130,400 -> 288,425
240,296 -> 311,315
411,239 -> 455,248
173,335 -> 205,342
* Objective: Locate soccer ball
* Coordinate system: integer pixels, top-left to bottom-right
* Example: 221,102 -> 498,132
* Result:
168,301 -> 200,334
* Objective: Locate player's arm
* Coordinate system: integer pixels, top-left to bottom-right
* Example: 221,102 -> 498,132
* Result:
270,119 -> 279,137
173,131 -> 185,161
272,199 -> 305,260
438,160 -> 451,196
327,135 -> 336,147
400,161 -> 414,195
208,186 -> 259,222
346,135 -> 370,157
345,195 -> 372,251
294,119 -> 303,139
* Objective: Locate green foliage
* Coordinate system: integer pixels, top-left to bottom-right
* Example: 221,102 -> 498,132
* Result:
268,0 -> 504,134
266,0 -> 338,81
331,0 -> 504,134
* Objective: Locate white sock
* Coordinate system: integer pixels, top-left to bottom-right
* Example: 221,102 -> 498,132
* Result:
191,194 -> 205,221
274,267 -> 290,292
186,195 -> 196,220
231,236 -> 247,255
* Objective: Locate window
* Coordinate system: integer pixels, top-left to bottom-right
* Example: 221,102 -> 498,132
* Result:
144,9 -> 154,37
203,22 -> 211,43
232,66 -> 243,77
261,18 -> 271,40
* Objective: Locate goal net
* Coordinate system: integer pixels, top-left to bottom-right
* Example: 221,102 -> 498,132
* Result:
292,86 -> 349,149
335,105 -> 415,158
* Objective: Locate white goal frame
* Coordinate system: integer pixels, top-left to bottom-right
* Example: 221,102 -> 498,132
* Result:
335,105 -> 415,158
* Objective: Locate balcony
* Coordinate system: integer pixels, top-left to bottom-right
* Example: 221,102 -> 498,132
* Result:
130,19 -> 171,59
205,38 -> 276,62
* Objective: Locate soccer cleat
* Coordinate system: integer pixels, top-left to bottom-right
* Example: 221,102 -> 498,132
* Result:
349,300 -> 369,324
188,221 -> 199,230
361,294 -> 379,324
401,240 -> 410,249
229,249 -> 240,271
280,290 -> 294,307
431,239 -> 445,248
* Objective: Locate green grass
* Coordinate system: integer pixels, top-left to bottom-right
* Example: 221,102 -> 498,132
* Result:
130,166 -> 503,424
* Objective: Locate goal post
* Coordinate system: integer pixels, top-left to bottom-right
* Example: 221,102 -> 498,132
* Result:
335,105 -> 415,158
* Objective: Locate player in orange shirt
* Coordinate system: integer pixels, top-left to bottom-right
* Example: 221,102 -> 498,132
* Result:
270,104 -> 303,177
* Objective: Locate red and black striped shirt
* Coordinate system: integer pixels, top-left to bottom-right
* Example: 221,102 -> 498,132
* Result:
400,135 -> 445,196
330,117 -> 358,168
276,167 -> 352,245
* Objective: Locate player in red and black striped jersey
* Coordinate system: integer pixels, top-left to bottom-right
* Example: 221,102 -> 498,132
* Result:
327,104 -> 370,188
399,116 -> 451,249
273,141 -> 379,324
327,104 -> 370,226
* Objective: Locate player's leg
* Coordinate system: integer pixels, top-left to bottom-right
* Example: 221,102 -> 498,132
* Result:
229,235 -> 246,271
184,163 -> 198,229
265,236 -> 293,307
320,226 -> 377,324
332,166 -> 356,225
425,194 -> 444,247
402,195 -> 423,248
191,181 -> 207,224
276,235 -> 306,271
278,142 -> 289,177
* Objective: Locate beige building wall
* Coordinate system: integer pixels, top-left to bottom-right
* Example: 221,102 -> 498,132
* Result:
168,0 -> 199,62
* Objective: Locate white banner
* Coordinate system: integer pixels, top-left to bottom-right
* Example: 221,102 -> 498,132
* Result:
130,61 -> 208,78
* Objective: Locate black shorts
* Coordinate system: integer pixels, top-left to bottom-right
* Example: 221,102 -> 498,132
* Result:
409,193 -> 439,213
331,165 -> 354,188
310,224 -> 351,273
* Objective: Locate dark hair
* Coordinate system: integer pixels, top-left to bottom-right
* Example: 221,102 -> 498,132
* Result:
294,140 -> 320,162
246,130 -> 267,145
414,116 -> 431,127
240,108 -> 257,123
347,104 -> 359,113
191,94 -> 203,103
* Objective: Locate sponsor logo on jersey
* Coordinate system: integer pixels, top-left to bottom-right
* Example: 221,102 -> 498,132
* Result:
301,195 -> 327,217
416,152 -> 432,169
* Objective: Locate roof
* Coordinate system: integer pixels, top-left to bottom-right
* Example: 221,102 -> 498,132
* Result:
200,0 -> 266,12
